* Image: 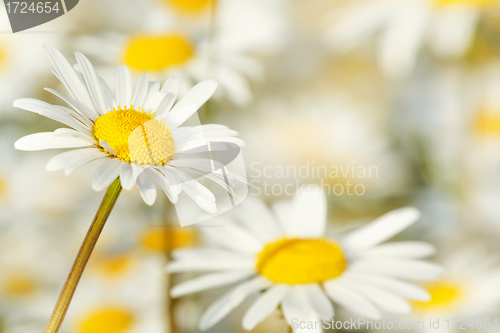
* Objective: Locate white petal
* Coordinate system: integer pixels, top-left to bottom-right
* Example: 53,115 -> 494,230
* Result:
202,222 -> 262,254
237,196 -> 283,243
242,285 -> 288,331
43,45 -> 98,119
54,128 -> 94,141
115,65 -> 133,107
171,271 -> 254,298
13,98 -> 90,134
349,259 -> 444,281
341,281 -> 411,314
167,258 -> 254,273
161,105 -> 198,129
290,185 -> 327,237
305,284 -> 334,320
15,132 -> 93,151
75,52 -> 108,115
198,277 -> 271,331
173,170 -> 217,213
272,201 -> 295,236
213,64 -> 252,106
148,167 -> 178,203
131,73 -> 149,107
281,287 -> 315,324
324,1 -> 391,52
160,166 -> 183,195
138,185 -> 157,206
165,80 -> 217,128
323,280 -> 380,319
343,273 -> 430,301
99,77 -> 116,109
173,79 -> 217,112
377,3 -> 428,78
171,248 -> 249,261
155,92 -> 177,118
46,148 -> 106,174
91,159 -> 122,191
342,207 -> 420,253
161,76 -> 180,96
119,163 -> 135,190
44,88 -> 92,125
430,7 -> 478,57
358,241 -> 435,259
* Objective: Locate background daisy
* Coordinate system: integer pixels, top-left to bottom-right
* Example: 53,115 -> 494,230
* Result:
168,187 -> 442,331
323,0 -> 500,78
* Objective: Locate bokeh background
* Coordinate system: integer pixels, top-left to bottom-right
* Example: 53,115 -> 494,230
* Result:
1,0 -> 500,332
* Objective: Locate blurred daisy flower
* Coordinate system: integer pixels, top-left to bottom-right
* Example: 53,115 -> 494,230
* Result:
324,0 -> 500,78
76,0 -> 287,106
168,186 -> 442,331
410,246 -> 500,332
14,45 -> 244,212
63,252 -> 166,333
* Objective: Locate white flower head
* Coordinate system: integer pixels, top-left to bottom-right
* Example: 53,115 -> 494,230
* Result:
168,186 -> 443,331
324,0 -> 500,78
14,45 -> 247,223
75,0 -> 290,106
408,245 -> 500,332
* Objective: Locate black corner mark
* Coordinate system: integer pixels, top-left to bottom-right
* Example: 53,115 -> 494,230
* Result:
4,0 -> 79,33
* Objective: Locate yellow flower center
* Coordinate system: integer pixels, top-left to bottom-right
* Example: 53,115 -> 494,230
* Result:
93,107 -> 175,166
413,281 -> 464,311
77,307 -> 134,333
164,0 -> 214,13
435,0 -> 498,7
474,109 -> 500,137
94,254 -> 133,278
0,176 -> 6,199
0,47 -> 5,69
2,273 -> 37,297
140,227 -> 196,253
256,238 -> 347,284
123,34 -> 194,72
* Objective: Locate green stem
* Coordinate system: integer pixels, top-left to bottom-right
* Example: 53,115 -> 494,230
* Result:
43,178 -> 122,333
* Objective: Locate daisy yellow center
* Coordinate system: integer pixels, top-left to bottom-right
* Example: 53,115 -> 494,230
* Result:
435,0 -> 498,7
123,34 -> 193,72
94,255 -> 132,278
474,109 -> 500,136
164,0 -> 214,13
140,227 -> 196,253
413,281 -> 464,311
77,307 -> 133,333
256,238 -> 347,284
93,107 -> 175,166
0,177 -> 6,199
0,47 -> 5,69
2,273 -> 37,297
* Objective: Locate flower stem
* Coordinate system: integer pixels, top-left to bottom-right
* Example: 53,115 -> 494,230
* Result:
43,178 -> 122,333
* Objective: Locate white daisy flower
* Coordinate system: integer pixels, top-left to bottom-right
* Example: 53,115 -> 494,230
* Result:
408,246 -> 500,333
62,252 -> 167,333
324,0 -> 500,78
168,186 -> 443,331
75,0 -> 288,106
14,45 -> 245,214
